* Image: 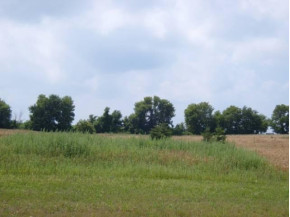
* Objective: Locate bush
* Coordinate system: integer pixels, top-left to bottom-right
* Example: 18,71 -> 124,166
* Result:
150,124 -> 172,140
172,123 -> 186,135
202,128 -> 213,142
75,120 -> 95,134
202,127 -> 226,143
214,127 -> 226,143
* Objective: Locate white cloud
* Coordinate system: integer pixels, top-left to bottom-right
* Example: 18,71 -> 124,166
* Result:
143,8 -> 168,39
239,0 -> 288,20
230,37 -> 286,64
0,0 -> 288,124
0,19 -> 66,83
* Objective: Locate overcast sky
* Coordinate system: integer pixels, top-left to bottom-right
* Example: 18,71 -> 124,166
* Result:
0,0 -> 288,124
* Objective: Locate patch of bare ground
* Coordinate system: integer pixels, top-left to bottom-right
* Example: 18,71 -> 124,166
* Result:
173,134 -> 289,170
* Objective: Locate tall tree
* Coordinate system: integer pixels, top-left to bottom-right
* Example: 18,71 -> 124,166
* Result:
270,104 -> 289,134
221,106 -> 268,134
94,108 -> 123,133
221,106 -> 242,134
29,94 -> 75,131
172,123 -> 186,135
240,106 -> 268,134
111,110 -> 122,133
184,102 -> 214,134
131,96 -> 175,134
0,98 -> 11,128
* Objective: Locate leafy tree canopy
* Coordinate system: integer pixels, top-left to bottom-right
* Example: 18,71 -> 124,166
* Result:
270,104 -> 289,134
130,96 -> 175,134
0,98 -> 11,128
75,120 -> 95,134
29,94 -> 75,131
185,102 -> 214,135
94,107 -> 123,133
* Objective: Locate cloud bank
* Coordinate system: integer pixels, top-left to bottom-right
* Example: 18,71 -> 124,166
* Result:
0,0 -> 288,123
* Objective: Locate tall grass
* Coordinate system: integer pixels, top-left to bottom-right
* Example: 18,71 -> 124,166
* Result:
0,132 -> 285,181
0,132 -> 288,217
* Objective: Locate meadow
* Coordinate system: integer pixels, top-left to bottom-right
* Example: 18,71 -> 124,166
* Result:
0,131 -> 288,217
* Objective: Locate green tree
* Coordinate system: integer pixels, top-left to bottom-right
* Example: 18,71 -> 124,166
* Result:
221,106 -> 268,134
132,96 -> 175,134
270,104 -> 289,134
75,120 -> 95,134
150,123 -> 172,140
94,107 -> 112,133
184,102 -> 214,134
172,123 -> 186,135
0,98 -> 11,128
94,108 -> 123,133
214,127 -> 226,142
29,94 -> 75,131
201,127 -> 213,142
221,106 -> 242,134
123,114 -> 139,134
240,106 -> 269,134
88,114 -> 97,124
21,120 -> 32,130
111,110 -> 122,133
258,114 -> 269,133
213,110 -> 223,129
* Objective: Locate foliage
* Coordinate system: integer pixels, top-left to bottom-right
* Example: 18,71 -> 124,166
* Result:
221,106 -> 242,134
270,104 -> 289,134
150,124 -> 172,140
130,96 -> 175,134
201,127 -> 213,142
111,110 -> 123,133
94,107 -> 123,133
240,107 -> 268,134
213,110 -> 223,129
75,120 -> 95,134
202,127 -> 226,143
214,127 -> 226,142
172,122 -> 186,135
88,114 -> 97,124
185,102 -> 214,135
29,94 -> 75,131
9,119 -> 21,129
21,120 -> 32,130
220,106 -> 268,134
0,98 -> 11,128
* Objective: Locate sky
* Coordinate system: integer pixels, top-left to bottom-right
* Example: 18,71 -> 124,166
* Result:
0,0 -> 288,124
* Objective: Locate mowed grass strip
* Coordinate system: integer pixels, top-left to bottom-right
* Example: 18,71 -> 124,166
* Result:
0,132 -> 288,217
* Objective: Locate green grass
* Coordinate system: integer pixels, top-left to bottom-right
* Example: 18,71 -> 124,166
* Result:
0,132 -> 288,217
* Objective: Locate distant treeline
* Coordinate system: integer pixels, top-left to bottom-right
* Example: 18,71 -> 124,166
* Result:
0,94 -> 289,135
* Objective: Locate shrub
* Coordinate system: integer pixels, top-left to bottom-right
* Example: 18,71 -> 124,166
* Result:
172,123 -> 187,136
75,120 -> 95,134
202,127 -> 226,143
150,124 -> 172,140
201,128 -> 213,142
214,127 -> 226,143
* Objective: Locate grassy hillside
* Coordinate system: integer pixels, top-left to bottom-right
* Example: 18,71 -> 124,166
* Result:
0,132 -> 288,217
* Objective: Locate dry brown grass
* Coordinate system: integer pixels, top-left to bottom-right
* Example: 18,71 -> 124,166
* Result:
157,150 -> 210,166
173,134 -> 289,170
227,134 -> 289,170
0,129 -> 30,137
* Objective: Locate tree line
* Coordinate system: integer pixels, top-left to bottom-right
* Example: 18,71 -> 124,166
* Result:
0,94 -> 289,135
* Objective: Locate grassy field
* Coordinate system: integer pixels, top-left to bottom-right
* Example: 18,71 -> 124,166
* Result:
0,131 -> 288,217
172,134 -> 289,170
